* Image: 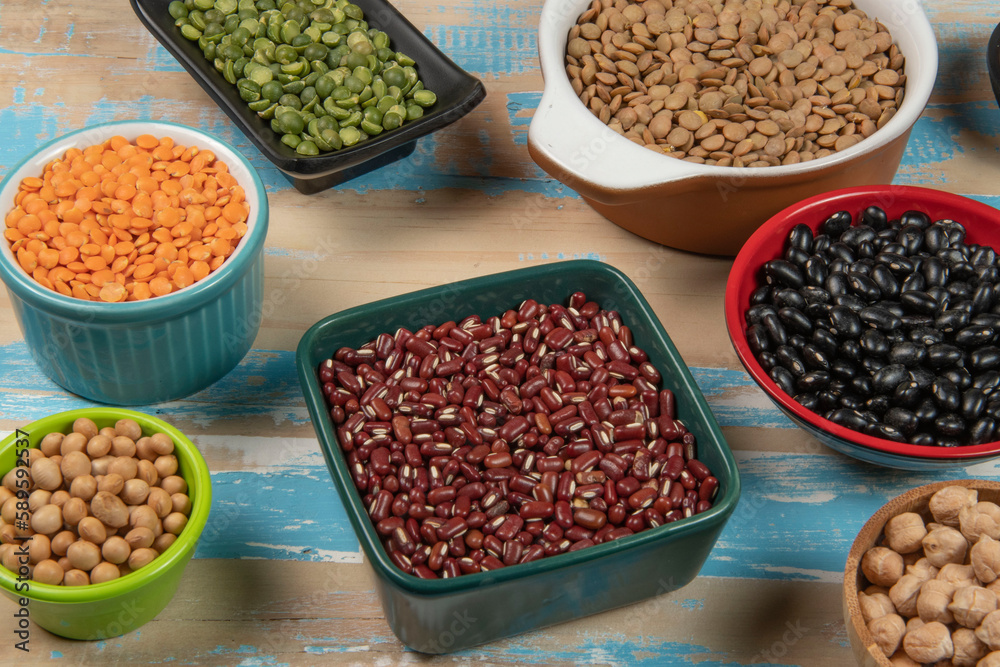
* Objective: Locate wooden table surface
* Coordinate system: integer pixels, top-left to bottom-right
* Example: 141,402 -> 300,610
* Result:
1,0 -> 998,664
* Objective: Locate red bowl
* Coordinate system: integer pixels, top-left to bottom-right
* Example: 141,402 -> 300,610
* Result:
725,185 -> 1000,469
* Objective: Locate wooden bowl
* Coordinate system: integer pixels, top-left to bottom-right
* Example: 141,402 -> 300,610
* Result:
843,479 -> 1000,666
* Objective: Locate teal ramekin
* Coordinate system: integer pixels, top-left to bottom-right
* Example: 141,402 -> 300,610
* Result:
0,408 -> 212,640
0,120 -> 268,405
296,259 -> 742,653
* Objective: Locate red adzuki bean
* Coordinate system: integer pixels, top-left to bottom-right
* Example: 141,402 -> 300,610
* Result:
318,293 -> 720,578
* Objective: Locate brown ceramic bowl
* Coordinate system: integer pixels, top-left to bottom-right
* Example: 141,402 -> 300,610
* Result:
843,479 -> 1000,666
528,0 -> 938,256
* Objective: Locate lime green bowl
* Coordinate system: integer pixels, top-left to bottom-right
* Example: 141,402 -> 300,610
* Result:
0,409 -> 212,640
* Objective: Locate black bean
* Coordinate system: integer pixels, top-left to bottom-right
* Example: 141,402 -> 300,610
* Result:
826,272 -> 849,298
923,257 -> 949,288
778,307 -> 812,336
785,246 -> 810,267
834,294 -> 867,311
865,395 -> 891,415
885,407 -> 920,435
805,303 -> 832,320
831,358 -> 858,381
892,380 -> 923,408
857,241 -> 875,260
900,272 -> 926,293
820,211 -> 852,237
867,423 -> 906,442
889,342 -> 927,367
972,245 -> 997,267
840,340 -> 863,363
936,309 -> 971,334
870,264 -> 900,298
932,378 -> 961,412
788,334 -> 807,350
861,356 -> 887,375
860,329 -> 890,357
770,366 -> 796,395
800,343 -> 831,371
910,326 -> 945,346
828,242 -> 855,264
911,367 -> 936,390
839,394 -> 865,410
970,417 -> 997,444
900,290 -> 939,315
974,370 -> 1000,395
776,345 -> 807,376
900,210 -> 932,230
827,408 -> 869,431
830,305 -> 862,339
801,286 -> 832,304
850,375 -> 873,398
877,252 -> 915,275
804,257 -> 828,286
925,224 -> 949,253
848,272 -> 881,300
910,432 -> 937,446
927,343 -> 964,368
961,387 -> 987,421
873,364 -> 910,394
915,398 -> 939,424
935,413 -> 966,437
746,304 -> 776,324
758,351 -> 778,373
796,392 -> 820,411
764,259 -> 805,289
747,324 -> 770,355
862,206 -> 888,231
797,371 -> 830,392
761,311 -> 788,347
955,325 -> 996,348
812,329 -> 839,356
860,306 -> 902,332
972,284 -> 996,315
788,224 -> 814,252
941,366 -> 973,391
971,346 -> 1000,371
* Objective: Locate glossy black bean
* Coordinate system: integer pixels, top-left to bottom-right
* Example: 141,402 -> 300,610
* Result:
872,364 -> 910,394
746,304 -> 777,324
987,399 -> 1000,420
927,287 -> 951,310
796,392 -> 820,411
804,257 -> 828,286
865,395 -> 891,415
827,408 -> 869,431
797,371 -> 830,392
817,390 -> 840,410
761,311 -> 788,347
927,343 -> 964,369
972,283 -> 995,314
860,329 -> 890,357
805,304 -> 832,322
975,370 -> 1000,395
877,252 -> 915,275
840,340 -> 863,363
888,342 -> 927,367
900,211 -> 932,230
757,351 -> 778,373
843,226 -> 876,248
941,366 -> 973,391
922,257 -> 949,288
769,366 -> 797,396
910,432 -> 937,446
939,248 -> 967,267
947,281 -> 973,300
859,306 -> 902,332
800,343 -> 831,371
870,265 -> 900,299
971,346 -> 1000,371
892,380 -> 923,408
885,407 -> 920,435
849,375 -> 873,398
788,224 -> 814,252
881,241 -> 908,255
848,272 -> 880,301
936,309 -> 971,334
861,206 -> 888,231
861,357 -> 887,375
829,305 -> 862,339
925,224 -> 949,253
955,325 -> 996,348
851,259 -> 874,276
974,314 -> 1000,328
763,259 -> 804,289
900,291 -> 939,315
831,359 -> 857,381
940,220 -> 967,246
820,211 -> 852,237
834,294 -> 867,311
839,394 -> 866,410
776,345 -> 807,377
812,329 -> 838,356
915,398 -> 939,424
825,272 -> 849,298
867,423 -> 906,442
800,286 -> 831,305
785,246 -> 810,267
778,307 -> 812,336
909,326 -> 945,347
812,234 -> 831,255
829,258 -> 850,275
935,413 -> 966,437
880,301 -> 906,318
978,266 -> 1000,283
932,378 -> 961,412
961,387 -> 987,421
828,242 -> 855,264
900,272 -> 926,294
788,334 -> 807,349
910,367 -> 937,390
857,241 -> 875,260
746,324 -> 770,355
970,417 -> 997,444
972,245 -> 997,267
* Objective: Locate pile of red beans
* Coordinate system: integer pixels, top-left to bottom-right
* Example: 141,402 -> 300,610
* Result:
318,292 -> 719,579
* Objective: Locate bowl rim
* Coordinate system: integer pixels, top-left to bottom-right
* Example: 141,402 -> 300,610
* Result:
0,119 -> 269,324
128,0 -> 487,179
988,21 -> 1000,103
0,408 -> 212,602
725,184 -> 1000,461
528,0 -> 938,192
296,258 -> 742,595
842,479 -> 1000,666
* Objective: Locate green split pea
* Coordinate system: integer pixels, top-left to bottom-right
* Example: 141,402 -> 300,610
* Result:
170,0 -> 439,156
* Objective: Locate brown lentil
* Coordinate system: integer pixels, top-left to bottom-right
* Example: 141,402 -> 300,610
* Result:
317,293 -> 721,579
566,0 -> 905,166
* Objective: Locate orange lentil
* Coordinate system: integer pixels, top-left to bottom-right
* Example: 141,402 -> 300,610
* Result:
3,136 -> 247,301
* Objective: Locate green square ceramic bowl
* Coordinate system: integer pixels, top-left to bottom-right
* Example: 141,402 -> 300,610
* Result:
296,259 -> 741,653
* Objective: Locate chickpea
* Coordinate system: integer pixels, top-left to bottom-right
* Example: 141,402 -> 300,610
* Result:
903,620 -> 954,663
59,432 -> 87,455
978,610 -> 1000,650
63,569 -> 89,586
32,559 -> 64,585
890,573 -> 924,618
62,497 -> 89,526
869,613 -> 906,657
72,417 -> 98,440
949,585 -> 997,628
938,563 -> 978,589
886,513 -> 928,554
50,530 -> 76,556
124,526 -> 155,551
981,651 -> 1000,666
60,450 -> 91,483
66,539 -> 101,571
115,419 -> 142,441
960,502 -> 1000,544
27,533 -> 51,564
77,517 -> 107,546
889,650 -> 920,667
160,474 -> 186,496
922,526 -> 969,567
109,436 -> 136,458
973,536 -> 1000,584
39,432 -> 63,457
909,557 -> 942,582
30,504 -> 62,536
860,591 -> 897,623
102,536 -> 131,565
90,561 -> 120,584
128,547 -> 157,570
951,626 -> 988,667
155,456 -> 179,480
930,487 -> 978,526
